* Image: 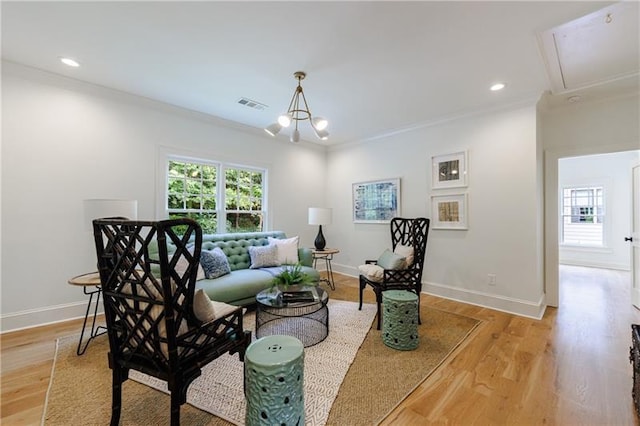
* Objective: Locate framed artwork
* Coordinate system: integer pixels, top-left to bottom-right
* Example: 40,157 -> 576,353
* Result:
431,193 -> 468,230
353,178 -> 401,223
431,151 -> 467,189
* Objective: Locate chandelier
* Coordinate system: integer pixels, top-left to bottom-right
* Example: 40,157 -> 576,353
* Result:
264,71 -> 329,143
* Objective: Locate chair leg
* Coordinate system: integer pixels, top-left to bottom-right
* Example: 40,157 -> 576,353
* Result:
358,276 -> 366,310
170,390 -> 181,426
237,331 -> 251,362
110,367 -> 124,426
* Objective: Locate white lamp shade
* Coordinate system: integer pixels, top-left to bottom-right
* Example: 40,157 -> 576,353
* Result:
308,207 -> 332,225
311,116 -> 328,131
278,113 -> 292,127
264,122 -> 282,136
84,199 -> 138,231
313,128 -> 329,140
290,128 -> 300,143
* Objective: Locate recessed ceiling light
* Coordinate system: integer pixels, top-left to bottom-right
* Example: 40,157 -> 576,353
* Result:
490,82 -> 506,91
59,57 -> 80,67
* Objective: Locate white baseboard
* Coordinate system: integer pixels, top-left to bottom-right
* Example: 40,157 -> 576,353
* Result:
423,281 -> 546,320
332,263 -> 359,277
333,263 -> 546,319
559,259 -> 630,271
2,263 -> 547,332
0,300 -> 103,334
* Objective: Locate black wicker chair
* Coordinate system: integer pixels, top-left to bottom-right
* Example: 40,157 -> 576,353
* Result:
93,218 -> 251,426
358,217 -> 430,330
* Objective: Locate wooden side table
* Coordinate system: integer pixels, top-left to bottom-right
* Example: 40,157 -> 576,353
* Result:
311,248 -> 339,290
68,272 -> 107,355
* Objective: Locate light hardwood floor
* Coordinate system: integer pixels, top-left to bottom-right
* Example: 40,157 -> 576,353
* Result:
2,266 -> 639,425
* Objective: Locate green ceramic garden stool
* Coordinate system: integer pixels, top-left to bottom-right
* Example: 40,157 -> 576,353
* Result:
244,335 -> 305,426
382,290 -> 419,351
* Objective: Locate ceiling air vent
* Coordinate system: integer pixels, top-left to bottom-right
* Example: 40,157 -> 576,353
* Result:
237,97 -> 268,111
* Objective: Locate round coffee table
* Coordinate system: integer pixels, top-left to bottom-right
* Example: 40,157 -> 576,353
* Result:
255,285 -> 329,347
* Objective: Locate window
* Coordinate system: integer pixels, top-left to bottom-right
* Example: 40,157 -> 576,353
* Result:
166,158 -> 266,233
561,186 -> 604,246
224,167 -> 264,232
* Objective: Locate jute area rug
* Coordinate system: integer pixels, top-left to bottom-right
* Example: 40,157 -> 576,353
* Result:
43,300 -> 480,425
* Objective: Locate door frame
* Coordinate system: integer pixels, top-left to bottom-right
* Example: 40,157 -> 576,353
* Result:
544,144 -> 640,307
632,161 -> 640,308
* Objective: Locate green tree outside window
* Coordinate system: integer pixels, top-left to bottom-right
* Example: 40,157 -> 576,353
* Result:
167,159 -> 265,234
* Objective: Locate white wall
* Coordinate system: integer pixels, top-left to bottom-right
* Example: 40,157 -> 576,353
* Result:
559,151 -> 638,270
541,93 -> 640,306
327,104 -> 546,318
1,62 -> 327,331
4,60 -> 636,331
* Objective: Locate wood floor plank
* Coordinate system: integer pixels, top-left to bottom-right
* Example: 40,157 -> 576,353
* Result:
1,265 -> 639,424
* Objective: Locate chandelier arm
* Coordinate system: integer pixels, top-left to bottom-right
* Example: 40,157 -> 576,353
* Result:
285,87 -> 298,116
294,90 -> 300,129
298,89 -> 313,121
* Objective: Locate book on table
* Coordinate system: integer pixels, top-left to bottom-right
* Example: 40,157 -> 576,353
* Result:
282,290 -> 316,303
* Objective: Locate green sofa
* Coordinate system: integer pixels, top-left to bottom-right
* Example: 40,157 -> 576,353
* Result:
167,231 -> 320,306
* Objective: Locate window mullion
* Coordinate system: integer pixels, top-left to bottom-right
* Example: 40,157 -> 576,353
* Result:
218,164 -> 226,233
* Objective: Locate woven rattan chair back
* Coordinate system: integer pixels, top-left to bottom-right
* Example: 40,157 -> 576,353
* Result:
359,217 -> 430,329
93,218 -> 251,426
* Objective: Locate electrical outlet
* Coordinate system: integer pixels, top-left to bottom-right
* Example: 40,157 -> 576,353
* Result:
487,274 -> 496,286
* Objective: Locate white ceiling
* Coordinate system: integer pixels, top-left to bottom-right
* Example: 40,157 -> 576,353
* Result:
2,1 -> 638,146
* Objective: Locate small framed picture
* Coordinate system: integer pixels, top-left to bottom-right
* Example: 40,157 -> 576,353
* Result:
431,193 -> 468,230
431,151 -> 467,189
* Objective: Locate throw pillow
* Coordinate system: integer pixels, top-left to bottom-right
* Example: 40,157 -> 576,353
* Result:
248,244 -> 280,269
377,248 -> 406,270
200,247 -> 231,279
394,244 -> 415,267
175,249 -> 206,281
358,264 -> 384,283
268,236 -> 300,265
193,288 -> 239,323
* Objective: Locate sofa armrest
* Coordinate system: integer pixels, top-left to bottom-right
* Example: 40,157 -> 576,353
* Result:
298,247 -> 313,267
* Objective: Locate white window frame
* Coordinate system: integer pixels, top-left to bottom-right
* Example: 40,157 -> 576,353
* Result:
159,151 -> 268,234
560,184 -> 606,248
220,163 -> 267,233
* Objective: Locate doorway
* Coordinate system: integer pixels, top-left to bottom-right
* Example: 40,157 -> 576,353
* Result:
544,146 -> 640,307
558,151 -> 637,271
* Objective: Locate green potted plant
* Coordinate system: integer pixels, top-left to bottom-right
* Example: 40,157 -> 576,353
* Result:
270,263 -> 315,291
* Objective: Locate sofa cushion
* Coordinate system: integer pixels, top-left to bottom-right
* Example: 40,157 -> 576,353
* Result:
160,231 -> 316,271
248,244 -> 280,269
193,288 -> 238,323
200,247 -> 231,279
196,266 -> 320,305
201,231 -> 286,271
268,236 -> 300,265
358,264 -> 384,283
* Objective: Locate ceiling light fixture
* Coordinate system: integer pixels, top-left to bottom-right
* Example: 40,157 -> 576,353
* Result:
59,57 -> 80,67
264,71 -> 329,143
490,82 -> 506,91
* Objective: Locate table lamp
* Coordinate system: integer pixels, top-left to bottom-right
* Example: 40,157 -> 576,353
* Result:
308,207 -> 332,250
